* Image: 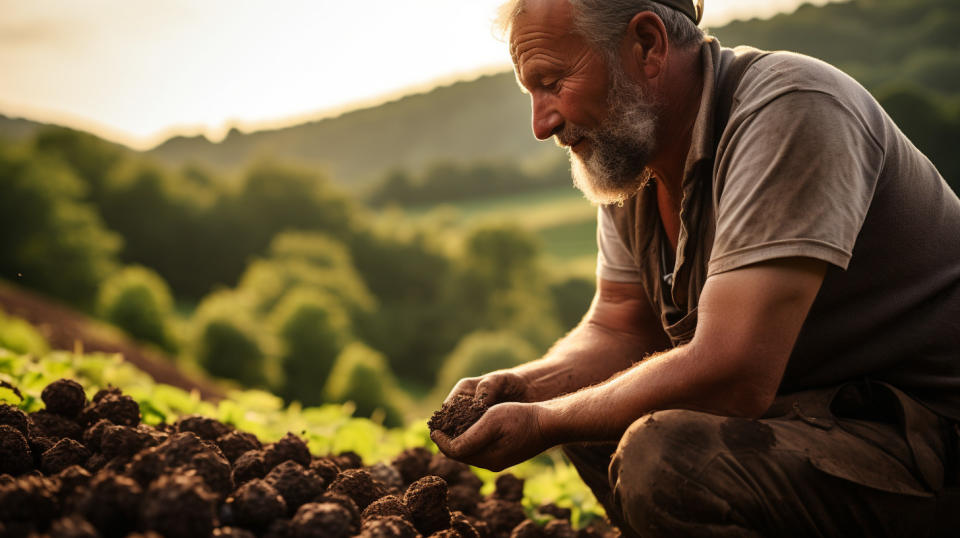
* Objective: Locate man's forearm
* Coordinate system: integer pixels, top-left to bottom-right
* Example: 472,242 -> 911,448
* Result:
512,319 -> 665,402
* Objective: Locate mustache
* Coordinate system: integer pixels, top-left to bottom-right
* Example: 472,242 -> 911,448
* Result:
554,124 -> 589,148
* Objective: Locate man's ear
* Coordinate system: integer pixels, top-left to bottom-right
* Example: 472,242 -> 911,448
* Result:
624,11 -> 668,80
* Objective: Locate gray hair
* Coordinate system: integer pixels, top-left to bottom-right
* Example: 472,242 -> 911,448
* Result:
497,0 -> 704,62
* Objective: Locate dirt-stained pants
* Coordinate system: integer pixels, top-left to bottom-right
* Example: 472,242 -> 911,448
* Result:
563,381 -> 959,537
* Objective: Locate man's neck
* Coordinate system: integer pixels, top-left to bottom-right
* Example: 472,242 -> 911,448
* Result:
647,43 -> 705,204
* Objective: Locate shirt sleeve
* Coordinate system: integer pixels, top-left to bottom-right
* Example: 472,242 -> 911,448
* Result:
708,90 -> 883,276
596,205 -> 644,283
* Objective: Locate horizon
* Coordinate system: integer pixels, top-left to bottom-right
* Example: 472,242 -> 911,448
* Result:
0,0 -> 833,151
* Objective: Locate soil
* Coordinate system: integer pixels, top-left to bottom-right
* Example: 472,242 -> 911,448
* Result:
427,395 -> 489,438
0,378 -> 622,538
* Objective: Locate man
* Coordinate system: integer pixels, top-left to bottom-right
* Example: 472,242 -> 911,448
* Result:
432,0 -> 960,536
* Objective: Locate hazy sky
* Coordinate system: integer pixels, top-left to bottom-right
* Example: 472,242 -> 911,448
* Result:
0,0 -> 830,149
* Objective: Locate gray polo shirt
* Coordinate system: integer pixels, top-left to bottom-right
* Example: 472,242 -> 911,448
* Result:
597,38 -> 960,418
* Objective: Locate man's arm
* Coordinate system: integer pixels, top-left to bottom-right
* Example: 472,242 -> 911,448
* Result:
444,277 -> 671,405
433,257 -> 827,471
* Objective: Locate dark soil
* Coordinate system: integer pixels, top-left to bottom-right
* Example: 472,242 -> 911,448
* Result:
0,378 -> 621,538
427,395 -> 489,438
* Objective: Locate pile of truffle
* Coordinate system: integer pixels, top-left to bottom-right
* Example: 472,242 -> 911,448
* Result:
0,379 -> 619,538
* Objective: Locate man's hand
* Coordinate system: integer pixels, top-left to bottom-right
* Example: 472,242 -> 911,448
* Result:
430,402 -> 552,472
443,370 -> 528,406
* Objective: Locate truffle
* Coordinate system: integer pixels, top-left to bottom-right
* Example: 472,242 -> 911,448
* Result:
41,379 -> 87,419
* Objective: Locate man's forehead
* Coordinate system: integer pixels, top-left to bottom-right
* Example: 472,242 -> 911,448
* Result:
508,0 -> 579,65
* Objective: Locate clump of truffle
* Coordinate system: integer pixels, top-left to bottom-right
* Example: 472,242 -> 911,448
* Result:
333,451 -> 364,470
360,515 -> 419,538
41,379 -> 87,419
264,460 -> 326,512
448,484 -> 482,516
0,424 -> 33,476
368,462 -> 403,493
233,450 -> 269,485
392,447 -> 432,486
315,491 -> 361,530
492,474 -> 524,503
451,510 -> 481,538
188,450 -> 235,498
226,479 -> 288,531
100,424 -> 155,461
290,502 -> 355,538
217,430 -> 262,462
264,433 -> 311,470
404,475 -> 451,535
41,438 -> 91,474
429,453 -> 483,491
0,403 -> 29,435
140,474 -> 217,538
328,468 -> 386,510
428,395 -> 489,439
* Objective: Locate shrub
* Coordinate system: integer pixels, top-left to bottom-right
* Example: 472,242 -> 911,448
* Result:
322,342 -> 406,427
0,311 -> 49,356
434,330 -> 538,398
549,276 -> 595,331
97,266 -> 176,352
192,292 -> 267,387
272,289 -> 351,406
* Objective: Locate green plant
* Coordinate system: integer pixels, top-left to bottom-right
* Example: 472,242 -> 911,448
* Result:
322,342 -> 407,427
97,265 -> 177,352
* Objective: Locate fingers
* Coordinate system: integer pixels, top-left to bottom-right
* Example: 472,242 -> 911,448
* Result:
444,377 -> 479,406
476,372 -> 525,405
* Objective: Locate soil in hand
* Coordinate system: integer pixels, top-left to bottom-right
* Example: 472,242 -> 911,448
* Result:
427,395 -> 489,438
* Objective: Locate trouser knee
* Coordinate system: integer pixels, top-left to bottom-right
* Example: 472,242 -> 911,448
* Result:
611,409 -> 762,537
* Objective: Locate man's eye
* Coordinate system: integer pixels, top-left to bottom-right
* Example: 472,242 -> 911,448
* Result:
542,79 -> 560,91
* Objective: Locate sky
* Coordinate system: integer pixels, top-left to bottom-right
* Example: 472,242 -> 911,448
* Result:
0,0 -> 831,150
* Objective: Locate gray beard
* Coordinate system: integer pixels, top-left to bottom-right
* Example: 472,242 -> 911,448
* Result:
561,72 -> 659,205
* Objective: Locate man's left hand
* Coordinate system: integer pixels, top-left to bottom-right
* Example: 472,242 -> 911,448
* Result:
430,402 -> 553,472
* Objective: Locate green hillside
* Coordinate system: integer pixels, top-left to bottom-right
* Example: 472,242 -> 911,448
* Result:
148,73 -> 563,188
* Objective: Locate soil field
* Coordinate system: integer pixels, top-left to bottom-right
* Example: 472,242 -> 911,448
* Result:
0,378 -> 619,538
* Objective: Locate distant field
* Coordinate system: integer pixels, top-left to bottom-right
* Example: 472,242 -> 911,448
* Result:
409,187 -> 599,277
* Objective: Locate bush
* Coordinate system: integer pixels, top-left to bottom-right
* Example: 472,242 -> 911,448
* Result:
549,276 -> 595,332
192,292 -> 267,387
0,311 -> 49,356
97,266 -> 177,352
433,331 -> 538,398
272,289 -> 352,406
322,342 -> 407,427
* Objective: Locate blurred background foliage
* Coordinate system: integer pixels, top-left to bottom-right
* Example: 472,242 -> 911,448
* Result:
0,0 -> 956,424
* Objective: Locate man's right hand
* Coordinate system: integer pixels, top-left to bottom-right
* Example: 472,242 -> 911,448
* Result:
444,370 -> 529,406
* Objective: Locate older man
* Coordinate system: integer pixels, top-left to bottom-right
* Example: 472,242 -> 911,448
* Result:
432,0 -> 960,535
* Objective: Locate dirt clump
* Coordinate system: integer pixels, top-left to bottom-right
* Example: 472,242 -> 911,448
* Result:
477,499 -> 526,538
309,457 -> 342,484
223,478 -> 287,531
448,484 -> 482,516
218,430 -> 262,462
78,389 -> 140,427
361,494 -> 409,521
41,378 -> 87,419
0,424 -> 33,475
333,450 -> 364,470
404,475 -> 451,535
78,473 -> 143,537
214,526 -> 257,538
360,515 -> 420,538
177,414 -> 232,441
233,449 -> 269,485
428,395 -> 489,438
41,437 -> 91,474
100,423 -> 156,460
329,468 -> 387,510
492,474 -> 524,503
544,519 -> 576,538
291,502 -> 356,538
0,403 -> 29,435
429,453 -> 483,491
264,432 -> 312,469
29,409 -> 83,441
392,446 -> 432,486
511,519 -> 544,538
48,514 -> 100,538
536,503 -> 572,521
140,473 -> 218,538
450,510 -> 481,538
265,460 -> 326,512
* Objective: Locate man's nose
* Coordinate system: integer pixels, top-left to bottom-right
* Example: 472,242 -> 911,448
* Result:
531,94 -> 563,141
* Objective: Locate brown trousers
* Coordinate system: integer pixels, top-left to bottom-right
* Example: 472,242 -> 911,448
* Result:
563,381 -> 960,537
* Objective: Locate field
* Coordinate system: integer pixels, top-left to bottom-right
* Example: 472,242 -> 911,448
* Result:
408,187 -> 599,278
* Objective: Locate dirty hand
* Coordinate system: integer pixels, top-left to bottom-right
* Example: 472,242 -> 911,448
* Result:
430,402 -> 553,472
444,370 -> 528,407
